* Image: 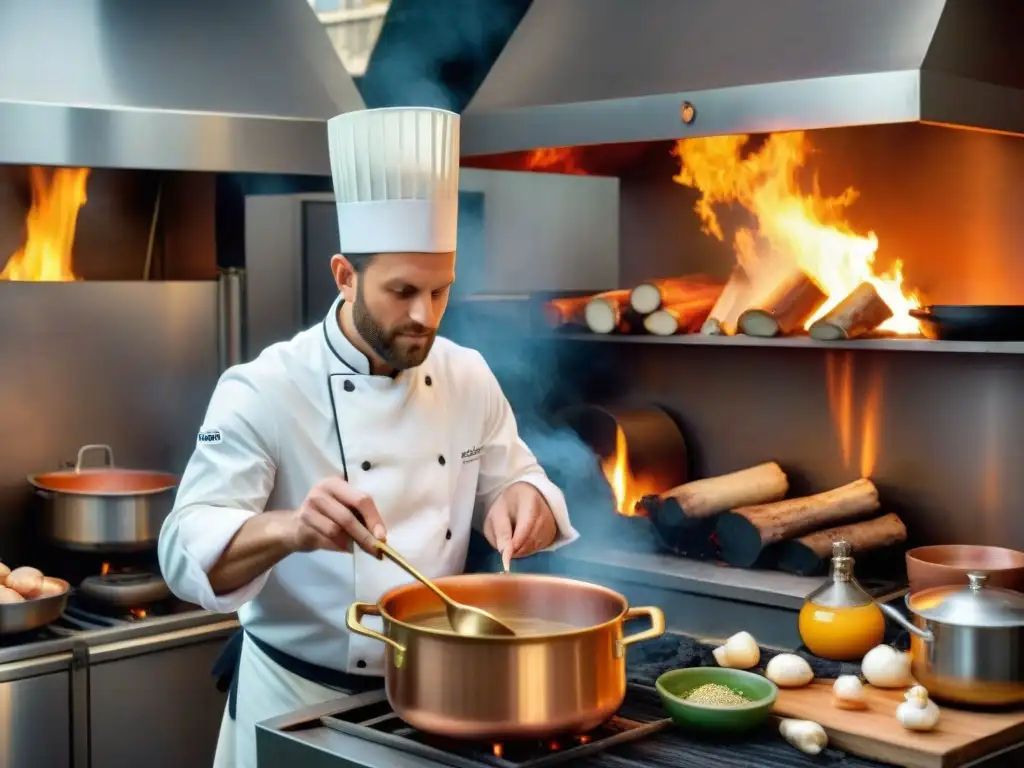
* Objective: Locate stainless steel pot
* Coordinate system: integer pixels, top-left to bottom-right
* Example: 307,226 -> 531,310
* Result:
879,571 -> 1024,706
29,444 -> 178,552
347,573 -> 666,740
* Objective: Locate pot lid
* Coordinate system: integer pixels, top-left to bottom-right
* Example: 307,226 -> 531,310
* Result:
912,572 -> 1024,627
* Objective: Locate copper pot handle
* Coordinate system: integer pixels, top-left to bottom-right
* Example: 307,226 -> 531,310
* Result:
621,606 -> 666,647
346,601 -> 407,655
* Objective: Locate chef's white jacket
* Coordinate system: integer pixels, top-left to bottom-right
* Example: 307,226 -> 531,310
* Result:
158,295 -> 578,675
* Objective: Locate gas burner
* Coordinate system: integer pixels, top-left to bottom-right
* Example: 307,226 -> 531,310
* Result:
320,686 -> 670,768
79,571 -> 170,607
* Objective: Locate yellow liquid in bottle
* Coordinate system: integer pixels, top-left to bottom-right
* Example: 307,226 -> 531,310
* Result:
798,601 -> 885,661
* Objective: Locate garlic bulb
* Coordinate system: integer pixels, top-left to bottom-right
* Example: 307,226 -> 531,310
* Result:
779,718 -> 828,755
765,653 -> 814,688
861,645 -> 913,688
712,631 -> 760,670
896,685 -> 940,732
832,675 -> 867,710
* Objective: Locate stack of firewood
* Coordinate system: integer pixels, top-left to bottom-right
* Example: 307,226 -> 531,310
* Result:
544,276 -> 724,336
638,462 -> 908,575
545,268 -> 900,341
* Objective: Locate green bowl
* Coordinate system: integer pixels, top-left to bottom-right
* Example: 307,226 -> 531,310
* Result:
655,667 -> 778,735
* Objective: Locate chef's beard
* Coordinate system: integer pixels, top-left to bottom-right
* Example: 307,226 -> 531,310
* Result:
352,282 -> 437,370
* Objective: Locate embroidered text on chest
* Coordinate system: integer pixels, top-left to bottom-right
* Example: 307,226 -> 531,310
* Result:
461,446 -> 483,464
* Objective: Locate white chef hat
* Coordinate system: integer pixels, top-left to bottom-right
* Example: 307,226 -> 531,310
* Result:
327,107 -> 460,254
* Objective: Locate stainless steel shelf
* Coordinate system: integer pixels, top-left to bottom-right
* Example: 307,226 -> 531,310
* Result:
546,332 -> 1024,355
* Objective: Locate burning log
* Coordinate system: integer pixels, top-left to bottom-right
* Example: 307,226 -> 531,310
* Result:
643,462 -> 789,555
629,275 -> 720,315
584,290 -> 639,334
808,282 -> 894,341
715,478 -> 881,568
701,265 -> 752,336
643,299 -> 716,336
737,269 -> 828,337
776,512 -> 908,576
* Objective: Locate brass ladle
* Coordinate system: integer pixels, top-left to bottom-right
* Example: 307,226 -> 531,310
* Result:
373,541 -> 516,637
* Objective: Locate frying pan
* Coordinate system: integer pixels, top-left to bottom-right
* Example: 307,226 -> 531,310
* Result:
910,305 -> 1024,341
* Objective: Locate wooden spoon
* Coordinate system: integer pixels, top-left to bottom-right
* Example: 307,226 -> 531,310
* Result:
374,541 -> 516,637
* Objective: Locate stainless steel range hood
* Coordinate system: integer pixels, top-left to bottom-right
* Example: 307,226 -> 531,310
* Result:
461,0 -> 1024,156
0,0 -> 365,174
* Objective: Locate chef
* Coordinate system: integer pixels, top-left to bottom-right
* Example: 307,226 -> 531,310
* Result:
157,106 -> 578,768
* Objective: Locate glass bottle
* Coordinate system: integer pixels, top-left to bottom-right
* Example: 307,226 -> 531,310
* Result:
798,540 -> 886,660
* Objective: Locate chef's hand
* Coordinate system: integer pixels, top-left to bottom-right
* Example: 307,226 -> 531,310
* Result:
483,482 -> 558,560
288,477 -> 387,555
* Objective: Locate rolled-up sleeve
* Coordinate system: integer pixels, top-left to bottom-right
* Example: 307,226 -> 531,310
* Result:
471,354 -> 579,551
158,367 -> 278,612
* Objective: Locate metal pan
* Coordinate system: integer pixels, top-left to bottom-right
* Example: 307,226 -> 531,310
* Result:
0,578 -> 70,635
910,305 -> 1024,341
906,544 -> 1024,593
29,444 -> 178,552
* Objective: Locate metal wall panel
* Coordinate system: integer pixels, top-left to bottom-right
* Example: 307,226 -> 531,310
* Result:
0,282 -> 220,556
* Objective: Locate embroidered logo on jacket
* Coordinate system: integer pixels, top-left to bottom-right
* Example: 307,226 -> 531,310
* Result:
197,429 -> 223,445
461,446 -> 483,464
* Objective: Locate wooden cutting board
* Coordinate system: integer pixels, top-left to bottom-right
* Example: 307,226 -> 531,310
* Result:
774,681 -> 1024,767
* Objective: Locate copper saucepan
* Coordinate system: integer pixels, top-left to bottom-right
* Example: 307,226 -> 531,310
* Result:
906,545 -> 1024,592
347,573 -> 666,740
29,444 -> 179,552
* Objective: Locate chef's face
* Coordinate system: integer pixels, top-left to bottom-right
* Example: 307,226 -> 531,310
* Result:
332,252 -> 455,370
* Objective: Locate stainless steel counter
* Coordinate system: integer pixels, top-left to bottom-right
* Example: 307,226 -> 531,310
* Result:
0,610 -> 238,768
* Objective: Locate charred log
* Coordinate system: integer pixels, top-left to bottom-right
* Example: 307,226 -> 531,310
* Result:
738,269 -> 828,337
776,512 -> 908,576
715,478 -> 881,568
643,462 -> 788,555
808,282 -> 894,341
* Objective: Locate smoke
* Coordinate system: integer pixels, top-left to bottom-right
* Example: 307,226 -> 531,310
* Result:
357,0 -> 532,111
359,0 -> 642,561
441,192 -> 623,559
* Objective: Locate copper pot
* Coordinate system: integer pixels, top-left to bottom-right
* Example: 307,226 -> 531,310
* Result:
29,444 -> 178,552
906,545 -> 1024,593
346,573 -> 665,740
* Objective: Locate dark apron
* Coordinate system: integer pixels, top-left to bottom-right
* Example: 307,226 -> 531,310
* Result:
212,629 -> 383,719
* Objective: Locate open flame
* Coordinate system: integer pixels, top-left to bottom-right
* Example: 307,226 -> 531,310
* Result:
671,132 -> 921,333
525,147 -> 587,175
599,426 -> 658,517
491,733 -> 592,759
1,167 -> 90,282
826,352 -> 883,478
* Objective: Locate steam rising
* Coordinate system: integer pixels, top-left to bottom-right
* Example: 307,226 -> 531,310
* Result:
441,195 -> 625,560
362,0 -> 641,562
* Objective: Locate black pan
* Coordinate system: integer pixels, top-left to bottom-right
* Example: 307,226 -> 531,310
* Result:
909,305 -> 1024,341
